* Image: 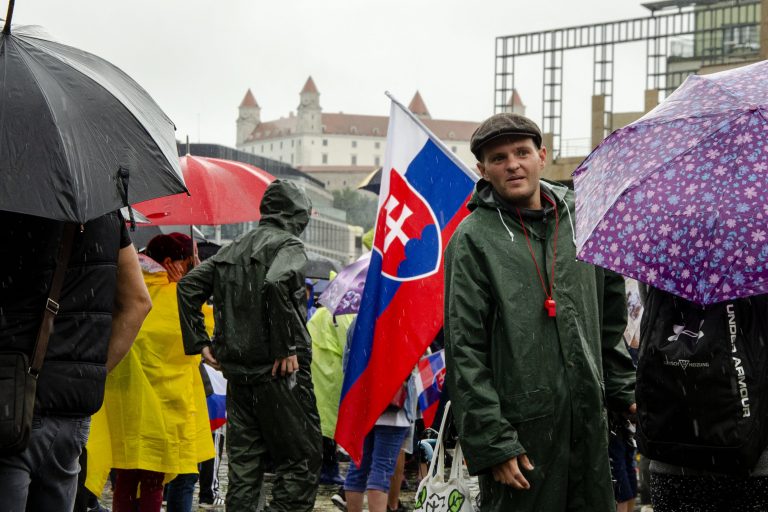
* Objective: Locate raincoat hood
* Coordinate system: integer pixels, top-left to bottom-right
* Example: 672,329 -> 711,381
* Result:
468,178 -> 569,212
259,179 -> 312,237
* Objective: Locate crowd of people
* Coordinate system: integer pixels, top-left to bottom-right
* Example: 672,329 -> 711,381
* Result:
1,109 -> 767,512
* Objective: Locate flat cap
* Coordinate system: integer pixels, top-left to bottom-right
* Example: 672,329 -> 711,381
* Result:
470,113 -> 542,160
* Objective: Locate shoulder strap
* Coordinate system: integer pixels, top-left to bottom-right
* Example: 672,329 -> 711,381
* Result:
426,401 -> 453,482
29,223 -> 77,376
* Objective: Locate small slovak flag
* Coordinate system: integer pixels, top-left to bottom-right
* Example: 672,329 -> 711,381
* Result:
415,349 -> 447,428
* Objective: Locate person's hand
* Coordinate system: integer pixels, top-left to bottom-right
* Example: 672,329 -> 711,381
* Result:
165,260 -> 186,283
272,355 -> 299,377
202,346 -> 220,370
625,402 -> 638,423
492,454 -> 534,490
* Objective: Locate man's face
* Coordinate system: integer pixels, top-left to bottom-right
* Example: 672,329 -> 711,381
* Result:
477,137 -> 547,209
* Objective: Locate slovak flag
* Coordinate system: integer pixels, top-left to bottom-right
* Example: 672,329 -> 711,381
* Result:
335,94 -> 477,464
416,350 -> 447,429
203,364 -> 227,431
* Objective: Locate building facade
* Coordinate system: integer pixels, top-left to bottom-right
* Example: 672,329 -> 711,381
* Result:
235,78 -> 483,190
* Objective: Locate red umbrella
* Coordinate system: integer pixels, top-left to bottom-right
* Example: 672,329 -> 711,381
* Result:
133,156 -> 275,225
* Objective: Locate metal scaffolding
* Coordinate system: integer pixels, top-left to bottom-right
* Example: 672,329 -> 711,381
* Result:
494,0 -> 760,155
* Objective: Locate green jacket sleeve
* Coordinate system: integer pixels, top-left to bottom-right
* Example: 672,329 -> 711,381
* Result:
264,241 -> 309,360
596,268 -> 636,412
177,258 -> 215,356
444,234 -> 525,475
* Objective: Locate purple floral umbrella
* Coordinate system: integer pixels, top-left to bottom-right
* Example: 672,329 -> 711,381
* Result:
318,253 -> 371,315
574,60 -> 768,305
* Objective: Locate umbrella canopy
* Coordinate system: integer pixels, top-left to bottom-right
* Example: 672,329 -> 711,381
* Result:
303,251 -> 343,280
318,253 -> 370,315
357,167 -> 382,194
128,225 -> 208,252
132,156 -> 275,225
0,20 -> 186,223
574,60 -> 768,305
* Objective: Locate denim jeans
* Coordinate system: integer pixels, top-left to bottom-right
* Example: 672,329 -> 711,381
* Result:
344,425 -> 409,492
166,473 -> 199,512
0,415 -> 90,512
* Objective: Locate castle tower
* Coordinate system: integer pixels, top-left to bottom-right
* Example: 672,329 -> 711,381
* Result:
236,89 -> 261,146
296,76 -> 322,135
408,91 -> 431,119
507,89 -> 526,116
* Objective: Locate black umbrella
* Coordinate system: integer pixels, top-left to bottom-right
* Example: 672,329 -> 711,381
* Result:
303,251 -> 342,280
357,167 -> 382,194
0,2 -> 186,223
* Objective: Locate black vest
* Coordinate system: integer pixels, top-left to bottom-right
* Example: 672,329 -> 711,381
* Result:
0,211 -> 125,416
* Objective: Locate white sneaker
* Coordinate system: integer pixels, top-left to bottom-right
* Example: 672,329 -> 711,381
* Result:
331,492 -> 347,511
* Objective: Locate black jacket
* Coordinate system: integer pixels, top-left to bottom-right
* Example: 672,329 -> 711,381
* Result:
0,211 -> 129,416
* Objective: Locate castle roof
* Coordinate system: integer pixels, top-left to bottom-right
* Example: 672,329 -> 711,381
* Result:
509,88 -> 525,108
301,76 -> 319,94
240,88 -> 259,108
408,91 -> 430,118
243,112 -> 478,142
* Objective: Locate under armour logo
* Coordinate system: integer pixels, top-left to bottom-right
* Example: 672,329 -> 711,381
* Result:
667,323 -> 704,344
383,196 -> 413,251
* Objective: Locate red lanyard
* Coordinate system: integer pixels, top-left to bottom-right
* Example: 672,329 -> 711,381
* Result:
515,194 -> 559,317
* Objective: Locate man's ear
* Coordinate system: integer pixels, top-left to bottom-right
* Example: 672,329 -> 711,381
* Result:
476,162 -> 487,179
162,256 -> 173,269
538,146 -> 547,165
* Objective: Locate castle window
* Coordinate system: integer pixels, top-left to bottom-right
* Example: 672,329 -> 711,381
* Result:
351,141 -> 357,148
449,131 -> 456,139
322,154 -> 328,164
374,141 -> 380,149
375,156 -> 380,166
350,126 -> 358,134
323,139 -> 328,146
373,128 -> 380,136
280,141 -> 283,149
351,155 -> 357,166
270,143 -> 273,151
451,146 -> 457,153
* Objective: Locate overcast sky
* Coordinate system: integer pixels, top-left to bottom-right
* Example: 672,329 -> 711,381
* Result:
12,0 -> 651,148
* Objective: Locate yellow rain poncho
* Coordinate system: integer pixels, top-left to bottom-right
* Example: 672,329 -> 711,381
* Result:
308,307 -> 353,438
85,258 -> 215,495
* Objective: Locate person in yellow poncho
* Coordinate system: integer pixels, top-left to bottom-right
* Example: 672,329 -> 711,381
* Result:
308,306 -> 354,486
86,234 -> 214,512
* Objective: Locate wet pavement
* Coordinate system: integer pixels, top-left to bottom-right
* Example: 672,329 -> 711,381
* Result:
99,447 -> 479,511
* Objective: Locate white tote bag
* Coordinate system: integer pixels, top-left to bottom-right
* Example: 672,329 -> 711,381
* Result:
414,401 -> 472,512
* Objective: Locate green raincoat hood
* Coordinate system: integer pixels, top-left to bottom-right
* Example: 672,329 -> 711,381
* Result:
259,179 -> 312,237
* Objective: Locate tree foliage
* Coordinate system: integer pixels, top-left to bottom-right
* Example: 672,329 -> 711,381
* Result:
332,188 -> 377,231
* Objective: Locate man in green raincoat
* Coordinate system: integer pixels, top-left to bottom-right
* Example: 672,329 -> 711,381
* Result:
444,113 -> 636,511
177,179 -> 322,512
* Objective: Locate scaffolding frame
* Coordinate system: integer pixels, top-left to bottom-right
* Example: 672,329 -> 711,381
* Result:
494,0 -> 760,155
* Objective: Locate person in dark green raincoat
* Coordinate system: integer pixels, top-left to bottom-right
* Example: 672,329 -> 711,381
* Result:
177,179 -> 322,512
444,113 -> 636,512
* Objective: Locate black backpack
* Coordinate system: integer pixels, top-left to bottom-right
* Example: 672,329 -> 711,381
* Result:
635,288 -> 768,475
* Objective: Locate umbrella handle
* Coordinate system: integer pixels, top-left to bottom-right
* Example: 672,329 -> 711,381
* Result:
2,0 -> 14,34
117,167 -> 137,231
